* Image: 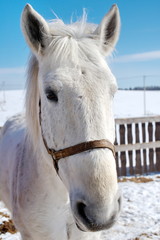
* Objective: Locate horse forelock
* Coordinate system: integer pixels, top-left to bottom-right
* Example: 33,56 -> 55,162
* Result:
45,16 -> 103,68
48,11 -> 96,39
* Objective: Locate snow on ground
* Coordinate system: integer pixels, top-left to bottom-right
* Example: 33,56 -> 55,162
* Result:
0,89 -> 160,239
102,175 -> 160,240
0,175 -> 160,240
0,201 -> 20,240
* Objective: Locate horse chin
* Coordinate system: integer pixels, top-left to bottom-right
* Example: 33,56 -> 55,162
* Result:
76,221 -> 116,233
74,215 -> 118,232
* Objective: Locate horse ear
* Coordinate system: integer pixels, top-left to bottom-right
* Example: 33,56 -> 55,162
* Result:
94,4 -> 120,56
21,4 -> 50,55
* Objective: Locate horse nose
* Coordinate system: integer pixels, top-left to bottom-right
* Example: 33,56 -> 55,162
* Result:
73,193 -> 122,232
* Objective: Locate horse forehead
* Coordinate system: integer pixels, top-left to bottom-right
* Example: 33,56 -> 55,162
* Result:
43,67 -> 117,101
44,64 -> 111,84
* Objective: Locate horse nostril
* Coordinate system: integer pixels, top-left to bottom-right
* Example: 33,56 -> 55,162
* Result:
77,202 -> 88,222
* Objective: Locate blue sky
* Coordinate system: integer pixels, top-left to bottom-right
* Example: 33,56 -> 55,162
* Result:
0,0 -> 160,89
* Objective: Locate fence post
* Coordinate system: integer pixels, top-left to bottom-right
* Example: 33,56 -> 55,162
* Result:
127,124 -> 134,175
155,122 -> 160,172
115,133 -> 120,177
142,123 -> 147,174
148,122 -> 155,172
135,123 -> 142,174
120,124 -> 126,176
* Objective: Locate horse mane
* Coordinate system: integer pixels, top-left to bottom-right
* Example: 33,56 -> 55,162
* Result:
25,15 -> 100,146
25,55 -> 40,146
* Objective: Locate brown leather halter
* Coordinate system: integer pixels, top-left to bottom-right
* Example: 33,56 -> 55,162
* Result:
39,101 -> 115,173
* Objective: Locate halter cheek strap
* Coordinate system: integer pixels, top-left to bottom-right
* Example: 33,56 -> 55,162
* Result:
39,101 -> 115,174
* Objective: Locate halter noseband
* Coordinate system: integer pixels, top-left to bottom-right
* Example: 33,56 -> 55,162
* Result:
39,101 -> 115,173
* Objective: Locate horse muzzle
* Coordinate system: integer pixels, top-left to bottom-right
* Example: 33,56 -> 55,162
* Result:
71,191 -> 122,232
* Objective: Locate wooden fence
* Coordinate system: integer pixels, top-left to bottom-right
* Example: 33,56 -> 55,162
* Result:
115,116 -> 160,176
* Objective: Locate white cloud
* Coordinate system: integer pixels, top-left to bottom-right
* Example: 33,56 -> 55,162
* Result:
112,50 -> 160,63
0,67 -> 26,74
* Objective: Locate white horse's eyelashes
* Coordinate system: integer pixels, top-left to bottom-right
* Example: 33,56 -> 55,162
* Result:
0,4 -> 121,240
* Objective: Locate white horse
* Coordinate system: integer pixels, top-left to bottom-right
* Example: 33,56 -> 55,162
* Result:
0,4 -> 121,240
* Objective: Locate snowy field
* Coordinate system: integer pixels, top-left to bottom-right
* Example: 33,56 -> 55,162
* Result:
0,89 -> 160,240
0,90 -> 25,126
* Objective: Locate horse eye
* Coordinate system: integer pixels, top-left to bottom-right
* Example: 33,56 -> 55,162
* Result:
46,89 -> 58,102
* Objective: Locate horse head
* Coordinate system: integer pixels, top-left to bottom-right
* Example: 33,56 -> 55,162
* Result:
21,4 -> 121,232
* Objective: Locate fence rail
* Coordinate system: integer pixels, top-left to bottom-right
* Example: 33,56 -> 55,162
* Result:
115,115 -> 160,176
